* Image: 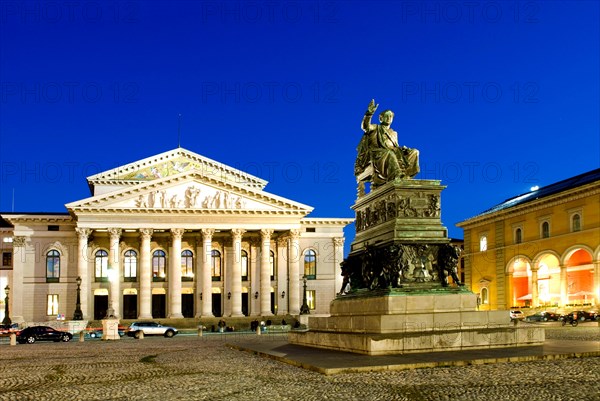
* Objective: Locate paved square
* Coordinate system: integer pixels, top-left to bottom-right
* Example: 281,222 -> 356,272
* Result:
0,326 -> 598,401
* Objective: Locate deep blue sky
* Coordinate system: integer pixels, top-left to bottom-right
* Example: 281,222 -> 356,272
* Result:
1,1 -> 599,252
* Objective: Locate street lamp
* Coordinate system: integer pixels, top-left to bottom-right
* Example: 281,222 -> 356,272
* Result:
2,285 -> 10,326
73,276 -> 83,320
300,276 -> 310,315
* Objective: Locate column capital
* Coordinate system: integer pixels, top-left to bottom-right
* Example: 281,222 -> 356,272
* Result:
260,229 -> 274,240
333,237 -> 345,247
201,228 -> 216,240
140,228 -> 154,240
277,237 -> 288,247
12,236 -> 27,247
171,228 -> 185,239
289,229 -> 301,240
108,228 -> 122,239
231,228 -> 246,241
75,227 -> 93,239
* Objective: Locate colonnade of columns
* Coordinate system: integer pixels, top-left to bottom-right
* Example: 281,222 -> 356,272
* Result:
73,226 -> 304,320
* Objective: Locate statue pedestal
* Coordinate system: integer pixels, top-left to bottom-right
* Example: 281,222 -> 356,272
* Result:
289,290 -> 544,355
101,318 -> 120,341
352,179 -> 448,253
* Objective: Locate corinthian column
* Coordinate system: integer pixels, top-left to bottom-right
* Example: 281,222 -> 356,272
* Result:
230,229 -> 246,317
201,229 -> 215,317
260,229 -> 274,316
168,228 -> 185,319
10,236 -> 27,323
139,228 -> 153,319
75,228 -> 92,320
288,229 -> 301,315
531,267 -> 539,308
108,228 -> 122,317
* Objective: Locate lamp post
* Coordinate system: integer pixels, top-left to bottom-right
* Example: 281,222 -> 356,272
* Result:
2,285 -> 10,326
300,276 -> 310,315
73,276 -> 83,320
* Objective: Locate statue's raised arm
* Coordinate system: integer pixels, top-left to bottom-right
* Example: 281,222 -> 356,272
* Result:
354,99 -> 420,192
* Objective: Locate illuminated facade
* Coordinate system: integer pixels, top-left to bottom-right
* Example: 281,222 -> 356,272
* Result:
457,169 -> 600,311
0,148 -> 352,323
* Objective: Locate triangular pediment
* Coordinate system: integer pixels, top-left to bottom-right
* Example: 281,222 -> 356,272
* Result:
68,170 -> 312,215
87,148 -> 268,195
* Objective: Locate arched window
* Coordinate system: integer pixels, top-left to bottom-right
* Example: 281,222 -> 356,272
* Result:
515,228 -> 522,244
270,250 -> 276,280
479,235 -> 487,252
241,250 -> 249,281
95,250 -> 108,281
541,221 -> 550,238
572,214 -> 581,232
211,250 -> 221,281
304,249 -> 316,279
152,250 -> 166,281
46,250 -> 60,282
181,250 -> 194,281
124,250 -> 137,281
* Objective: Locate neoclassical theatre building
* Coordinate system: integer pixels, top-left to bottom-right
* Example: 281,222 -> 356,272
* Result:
457,168 -> 600,311
0,148 -> 353,323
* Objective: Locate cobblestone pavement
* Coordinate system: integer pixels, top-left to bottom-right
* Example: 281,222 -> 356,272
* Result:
0,326 -> 598,401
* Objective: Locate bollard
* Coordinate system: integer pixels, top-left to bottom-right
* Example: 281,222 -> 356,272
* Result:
9,333 -> 16,346
135,330 -> 144,339
256,326 -> 261,335
79,331 -> 85,342
198,327 -> 203,337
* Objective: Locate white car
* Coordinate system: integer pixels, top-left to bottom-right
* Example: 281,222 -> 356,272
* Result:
127,321 -> 178,338
509,310 -> 525,321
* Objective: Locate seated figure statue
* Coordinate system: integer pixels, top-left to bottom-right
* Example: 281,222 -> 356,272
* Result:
355,99 -> 419,190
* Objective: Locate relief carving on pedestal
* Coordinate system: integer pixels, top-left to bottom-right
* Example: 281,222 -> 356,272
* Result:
355,192 -> 442,233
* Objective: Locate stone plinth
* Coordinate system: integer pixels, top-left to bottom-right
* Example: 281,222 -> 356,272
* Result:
101,318 -> 120,341
352,179 -> 448,252
289,290 -> 544,355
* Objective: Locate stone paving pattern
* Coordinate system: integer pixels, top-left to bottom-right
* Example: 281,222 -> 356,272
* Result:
0,326 -> 598,401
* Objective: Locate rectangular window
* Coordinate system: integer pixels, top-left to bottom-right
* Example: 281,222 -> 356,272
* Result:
48,225 -> 59,231
2,252 -> 11,267
47,294 -> 59,316
307,290 -> 316,310
306,228 -> 316,233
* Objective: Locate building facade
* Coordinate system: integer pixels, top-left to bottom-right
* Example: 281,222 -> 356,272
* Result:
0,148 -> 353,323
457,169 -> 600,311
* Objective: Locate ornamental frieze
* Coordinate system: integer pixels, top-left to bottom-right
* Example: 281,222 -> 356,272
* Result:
355,192 -> 441,233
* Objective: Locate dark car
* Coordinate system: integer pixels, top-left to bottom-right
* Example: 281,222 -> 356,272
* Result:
561,310 -> 596,322
0,323 -> 19,335
126,321 -> 178,338
525,311 -> 560,322
16,326 -> 73,344
87,326 -> 126,338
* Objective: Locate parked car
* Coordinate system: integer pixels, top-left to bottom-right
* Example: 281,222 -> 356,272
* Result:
560,310 -> 596,322
126,321 -> 178,338
87,326 -> 126,338
510,310 -> 525,321
16,326 -> 73,344
525,311 -> 560,322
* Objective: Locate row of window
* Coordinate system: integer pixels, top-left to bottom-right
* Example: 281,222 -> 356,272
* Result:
479,213 -> 583,251
45,249 -> 319,282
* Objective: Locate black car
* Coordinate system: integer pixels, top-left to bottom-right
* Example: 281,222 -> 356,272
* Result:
16,326 -> 73,344
525,311 -> 560,322
561,310 -> 596,322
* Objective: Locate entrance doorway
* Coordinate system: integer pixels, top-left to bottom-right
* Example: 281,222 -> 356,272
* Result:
94,295 -> 108,320
212,293 -> 222,317
182,294 -> 194,318
241,293 -> 248,316
123,294 -> 137,319
152,294 -> 166,318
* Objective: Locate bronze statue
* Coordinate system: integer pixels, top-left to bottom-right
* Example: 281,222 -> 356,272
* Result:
355,99 -> 420,189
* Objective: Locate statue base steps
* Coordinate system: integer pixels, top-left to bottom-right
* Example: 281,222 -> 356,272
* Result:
289,292 -> 544,356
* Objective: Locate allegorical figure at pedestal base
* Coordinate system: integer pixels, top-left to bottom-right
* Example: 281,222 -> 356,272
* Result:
355,99 -> 420,189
